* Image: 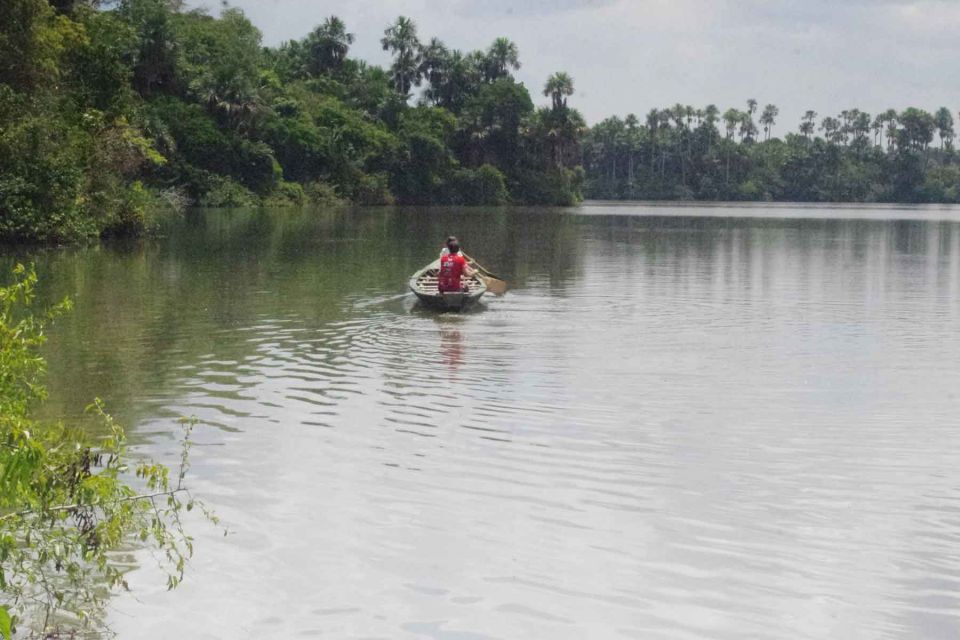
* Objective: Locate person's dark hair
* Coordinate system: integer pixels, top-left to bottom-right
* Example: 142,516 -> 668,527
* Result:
446,235 -> 457,247
448,241 -> 461,254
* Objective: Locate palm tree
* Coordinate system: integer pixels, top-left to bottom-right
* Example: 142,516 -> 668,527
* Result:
821,116 -> 841,144
484,37 -> 520,81
427,49 -> 482,113
704,104 -> 719,127
722,108 -> 742,183
760,104 -> 779,140
743,99 -> 757,142
624,113 -> 639,182
885,110 -> 899,151
646,108 -> 660,169
671,103 -> 686,129
418,37 -> 449,103
853,111 -> 871,147
381,16 -> 422,96
702,104 -> 719,150
543,72 -> 574,111
304,16 -> 354,75
800,110 -> 817,138
871,113 -> 885,147
722,108 -> 740,139
739,112 -> 757,142
935,107 -> 954,150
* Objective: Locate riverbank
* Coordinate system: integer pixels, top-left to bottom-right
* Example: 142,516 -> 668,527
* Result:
1,2 -> 582,244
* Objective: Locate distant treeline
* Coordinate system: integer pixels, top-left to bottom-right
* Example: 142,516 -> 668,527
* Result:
0,0 -> 583,242
583,103 -> 960,203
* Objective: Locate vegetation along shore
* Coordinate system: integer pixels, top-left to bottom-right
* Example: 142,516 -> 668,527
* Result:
3,1 -> 960,245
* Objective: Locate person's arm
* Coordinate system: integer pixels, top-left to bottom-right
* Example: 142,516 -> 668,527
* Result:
461,256 -> 475,277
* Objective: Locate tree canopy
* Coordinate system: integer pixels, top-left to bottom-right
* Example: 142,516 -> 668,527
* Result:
5,1 -> 960,244
0,1 -> 584,242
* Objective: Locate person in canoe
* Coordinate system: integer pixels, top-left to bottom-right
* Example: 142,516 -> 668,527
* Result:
438,241 -> 475,293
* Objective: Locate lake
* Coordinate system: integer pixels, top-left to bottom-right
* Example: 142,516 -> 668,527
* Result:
12,203 -> 960,639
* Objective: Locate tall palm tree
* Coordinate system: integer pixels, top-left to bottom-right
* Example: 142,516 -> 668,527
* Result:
624,113 -> 639,182
427,49 -> 481,113
820,116 -> 841,144
381,16 -> 422,96
853,111 -> 871,149
800,110 -> 817,138
935,107 -> 954,150
543,72 -> 574,111
671,103 -> 686,129
704,104 -> 719,127
722,108 -> 742,183
743,99 -> 757,142
871,113 -> 885,147
884,110 -> 899,151
703,104 -> 719,150
646,108 -> 660,169
484,37 -> 520,81
739,113 -> 757,142
760,104 -> 778,140
304,16 -> 354,75
722,108 -> 740,139
418,37 -> 449,103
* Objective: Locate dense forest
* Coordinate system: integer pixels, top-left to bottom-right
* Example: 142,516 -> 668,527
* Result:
583,103 -> 960,203
5,1 -> 960,244
0,0 -> 584,241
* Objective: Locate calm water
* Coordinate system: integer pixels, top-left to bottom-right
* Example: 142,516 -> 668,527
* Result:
10,203 -> 960,639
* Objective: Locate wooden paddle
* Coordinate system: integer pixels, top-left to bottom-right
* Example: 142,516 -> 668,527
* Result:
462,253 -> 508,295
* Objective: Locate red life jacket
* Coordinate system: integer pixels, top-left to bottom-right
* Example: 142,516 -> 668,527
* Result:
438,253 -> 466,291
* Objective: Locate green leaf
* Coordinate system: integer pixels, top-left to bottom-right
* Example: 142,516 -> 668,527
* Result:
0,605 -> 12,640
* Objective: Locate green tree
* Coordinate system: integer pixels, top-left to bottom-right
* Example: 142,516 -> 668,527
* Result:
543,71 -> 574,111
483,37 -> 520,81
722,108 -> 740,139
119,0 -> 180,96
304,16 -> 354,76
380,16 -> 421,96
884,110 -> 899,150
800,110 -> 817,138
760,104 -> 779,140
418,36 -> 449,101
935,107 -> 954,151
898,107 -> 935,151
423,48 -> 481,113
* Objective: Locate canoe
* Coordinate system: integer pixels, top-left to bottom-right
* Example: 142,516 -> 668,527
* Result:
408,259 -> 487,310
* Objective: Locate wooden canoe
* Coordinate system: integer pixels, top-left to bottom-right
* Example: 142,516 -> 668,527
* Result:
408,259 -> 487,310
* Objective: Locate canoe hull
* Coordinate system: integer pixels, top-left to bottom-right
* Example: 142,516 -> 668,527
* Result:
408,259 -> 487,311
412,289 -> 484,310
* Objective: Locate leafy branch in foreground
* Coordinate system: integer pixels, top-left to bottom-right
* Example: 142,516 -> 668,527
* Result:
0,264 -> 216,638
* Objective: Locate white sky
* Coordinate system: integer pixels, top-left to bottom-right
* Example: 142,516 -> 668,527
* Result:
188,0 -> 960,131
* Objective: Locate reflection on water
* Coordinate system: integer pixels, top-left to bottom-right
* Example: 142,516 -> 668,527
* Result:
440,327 -> 465,374
6,203 -> 960,639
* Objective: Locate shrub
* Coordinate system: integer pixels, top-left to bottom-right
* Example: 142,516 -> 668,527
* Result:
304,180 -> 346,207
350,172 -> 394,205
197,175 -> 260,207
511,166 -> 583,206
447,164 -> 508,205
263,180 -> 308,207
0,265 -> 214,635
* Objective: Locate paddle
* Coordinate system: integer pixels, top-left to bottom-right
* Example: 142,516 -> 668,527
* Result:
462,252 -> 508,295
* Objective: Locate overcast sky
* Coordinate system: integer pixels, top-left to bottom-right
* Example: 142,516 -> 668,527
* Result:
189,0 -> 960,131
